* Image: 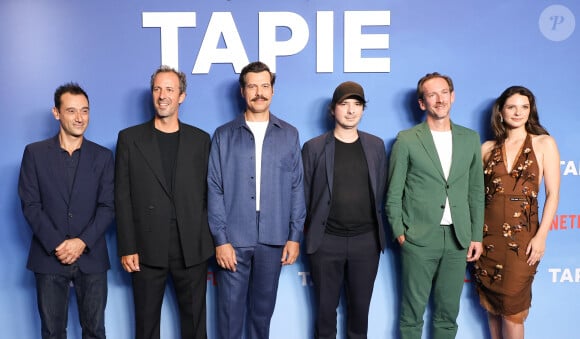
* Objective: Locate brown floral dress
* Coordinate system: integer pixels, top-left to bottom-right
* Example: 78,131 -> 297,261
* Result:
473,134 -> 539,320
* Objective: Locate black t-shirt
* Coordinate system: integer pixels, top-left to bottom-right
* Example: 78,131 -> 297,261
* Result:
155,129 -> 179,193
155,128 -> 179,220
325,137 -> 376,237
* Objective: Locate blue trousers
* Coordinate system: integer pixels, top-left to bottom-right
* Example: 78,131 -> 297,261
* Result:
216,243 -> 284,339
35,264 -> 107,339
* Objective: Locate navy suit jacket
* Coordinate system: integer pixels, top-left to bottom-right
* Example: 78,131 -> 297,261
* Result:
302,131 -> 388,254
18,135 -> 115,274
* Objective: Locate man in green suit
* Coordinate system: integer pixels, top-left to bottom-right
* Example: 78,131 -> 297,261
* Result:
386,72 -> 484,339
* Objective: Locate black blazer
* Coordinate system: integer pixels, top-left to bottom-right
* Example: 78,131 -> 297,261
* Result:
115,120 -> 214,267
19,136 -> 115,274
301,131 -> 388,254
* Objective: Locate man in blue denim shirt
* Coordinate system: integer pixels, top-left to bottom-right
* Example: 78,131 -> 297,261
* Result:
208,61 -> 306,339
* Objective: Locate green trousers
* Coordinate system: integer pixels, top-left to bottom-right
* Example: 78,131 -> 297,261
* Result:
399,225 -> 468,339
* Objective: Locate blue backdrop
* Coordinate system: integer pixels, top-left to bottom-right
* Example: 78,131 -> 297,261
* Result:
1,1 -> 578,338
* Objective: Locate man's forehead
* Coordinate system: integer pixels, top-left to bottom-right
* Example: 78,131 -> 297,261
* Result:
423,77 -> 449,91
245,71 -> 271,83
154,72 -> 179,86
61,93 -> 88,104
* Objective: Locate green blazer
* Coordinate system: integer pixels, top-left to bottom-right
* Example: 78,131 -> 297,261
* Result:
385,121 -> 484,248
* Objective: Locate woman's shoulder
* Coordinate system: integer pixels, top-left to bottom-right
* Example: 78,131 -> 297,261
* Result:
481,140 -> 497,163
481,140 -> 497,154
531,134 -> 558,151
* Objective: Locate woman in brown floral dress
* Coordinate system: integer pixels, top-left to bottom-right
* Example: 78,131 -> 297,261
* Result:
473,86 -> 560,339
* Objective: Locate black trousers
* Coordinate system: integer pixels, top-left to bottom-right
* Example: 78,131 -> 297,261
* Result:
131,220 -> 208,339
309,231 -> 380,339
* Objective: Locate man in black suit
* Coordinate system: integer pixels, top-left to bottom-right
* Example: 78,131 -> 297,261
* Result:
19,83 -> 115,339
115,66 -> 213,339
301,81 -> 387,339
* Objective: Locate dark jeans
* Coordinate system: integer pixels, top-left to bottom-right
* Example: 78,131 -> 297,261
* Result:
35,264 -> 107,339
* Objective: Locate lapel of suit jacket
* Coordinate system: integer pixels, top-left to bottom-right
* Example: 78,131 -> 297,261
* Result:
448,121 -> 464,183
135,120 -> 171,197
324,132 -> 335,195
416,122 -> 446,181
47,136 -> 72,205
359,132 -> 378,195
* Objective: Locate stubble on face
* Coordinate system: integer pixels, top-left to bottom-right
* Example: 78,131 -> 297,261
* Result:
242,71 -> 273,121
333,99 -> 363,131
53,93 -> 89,139
419,77 -> 455,124
152,72 -> 185,121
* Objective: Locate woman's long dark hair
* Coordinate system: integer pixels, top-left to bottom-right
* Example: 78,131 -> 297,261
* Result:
490,86 -> 549,145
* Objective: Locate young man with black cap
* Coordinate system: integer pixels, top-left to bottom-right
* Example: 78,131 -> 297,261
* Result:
302,81 -> 388,339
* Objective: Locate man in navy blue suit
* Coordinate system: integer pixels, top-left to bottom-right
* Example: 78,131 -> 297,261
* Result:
18,83 -> 115,339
